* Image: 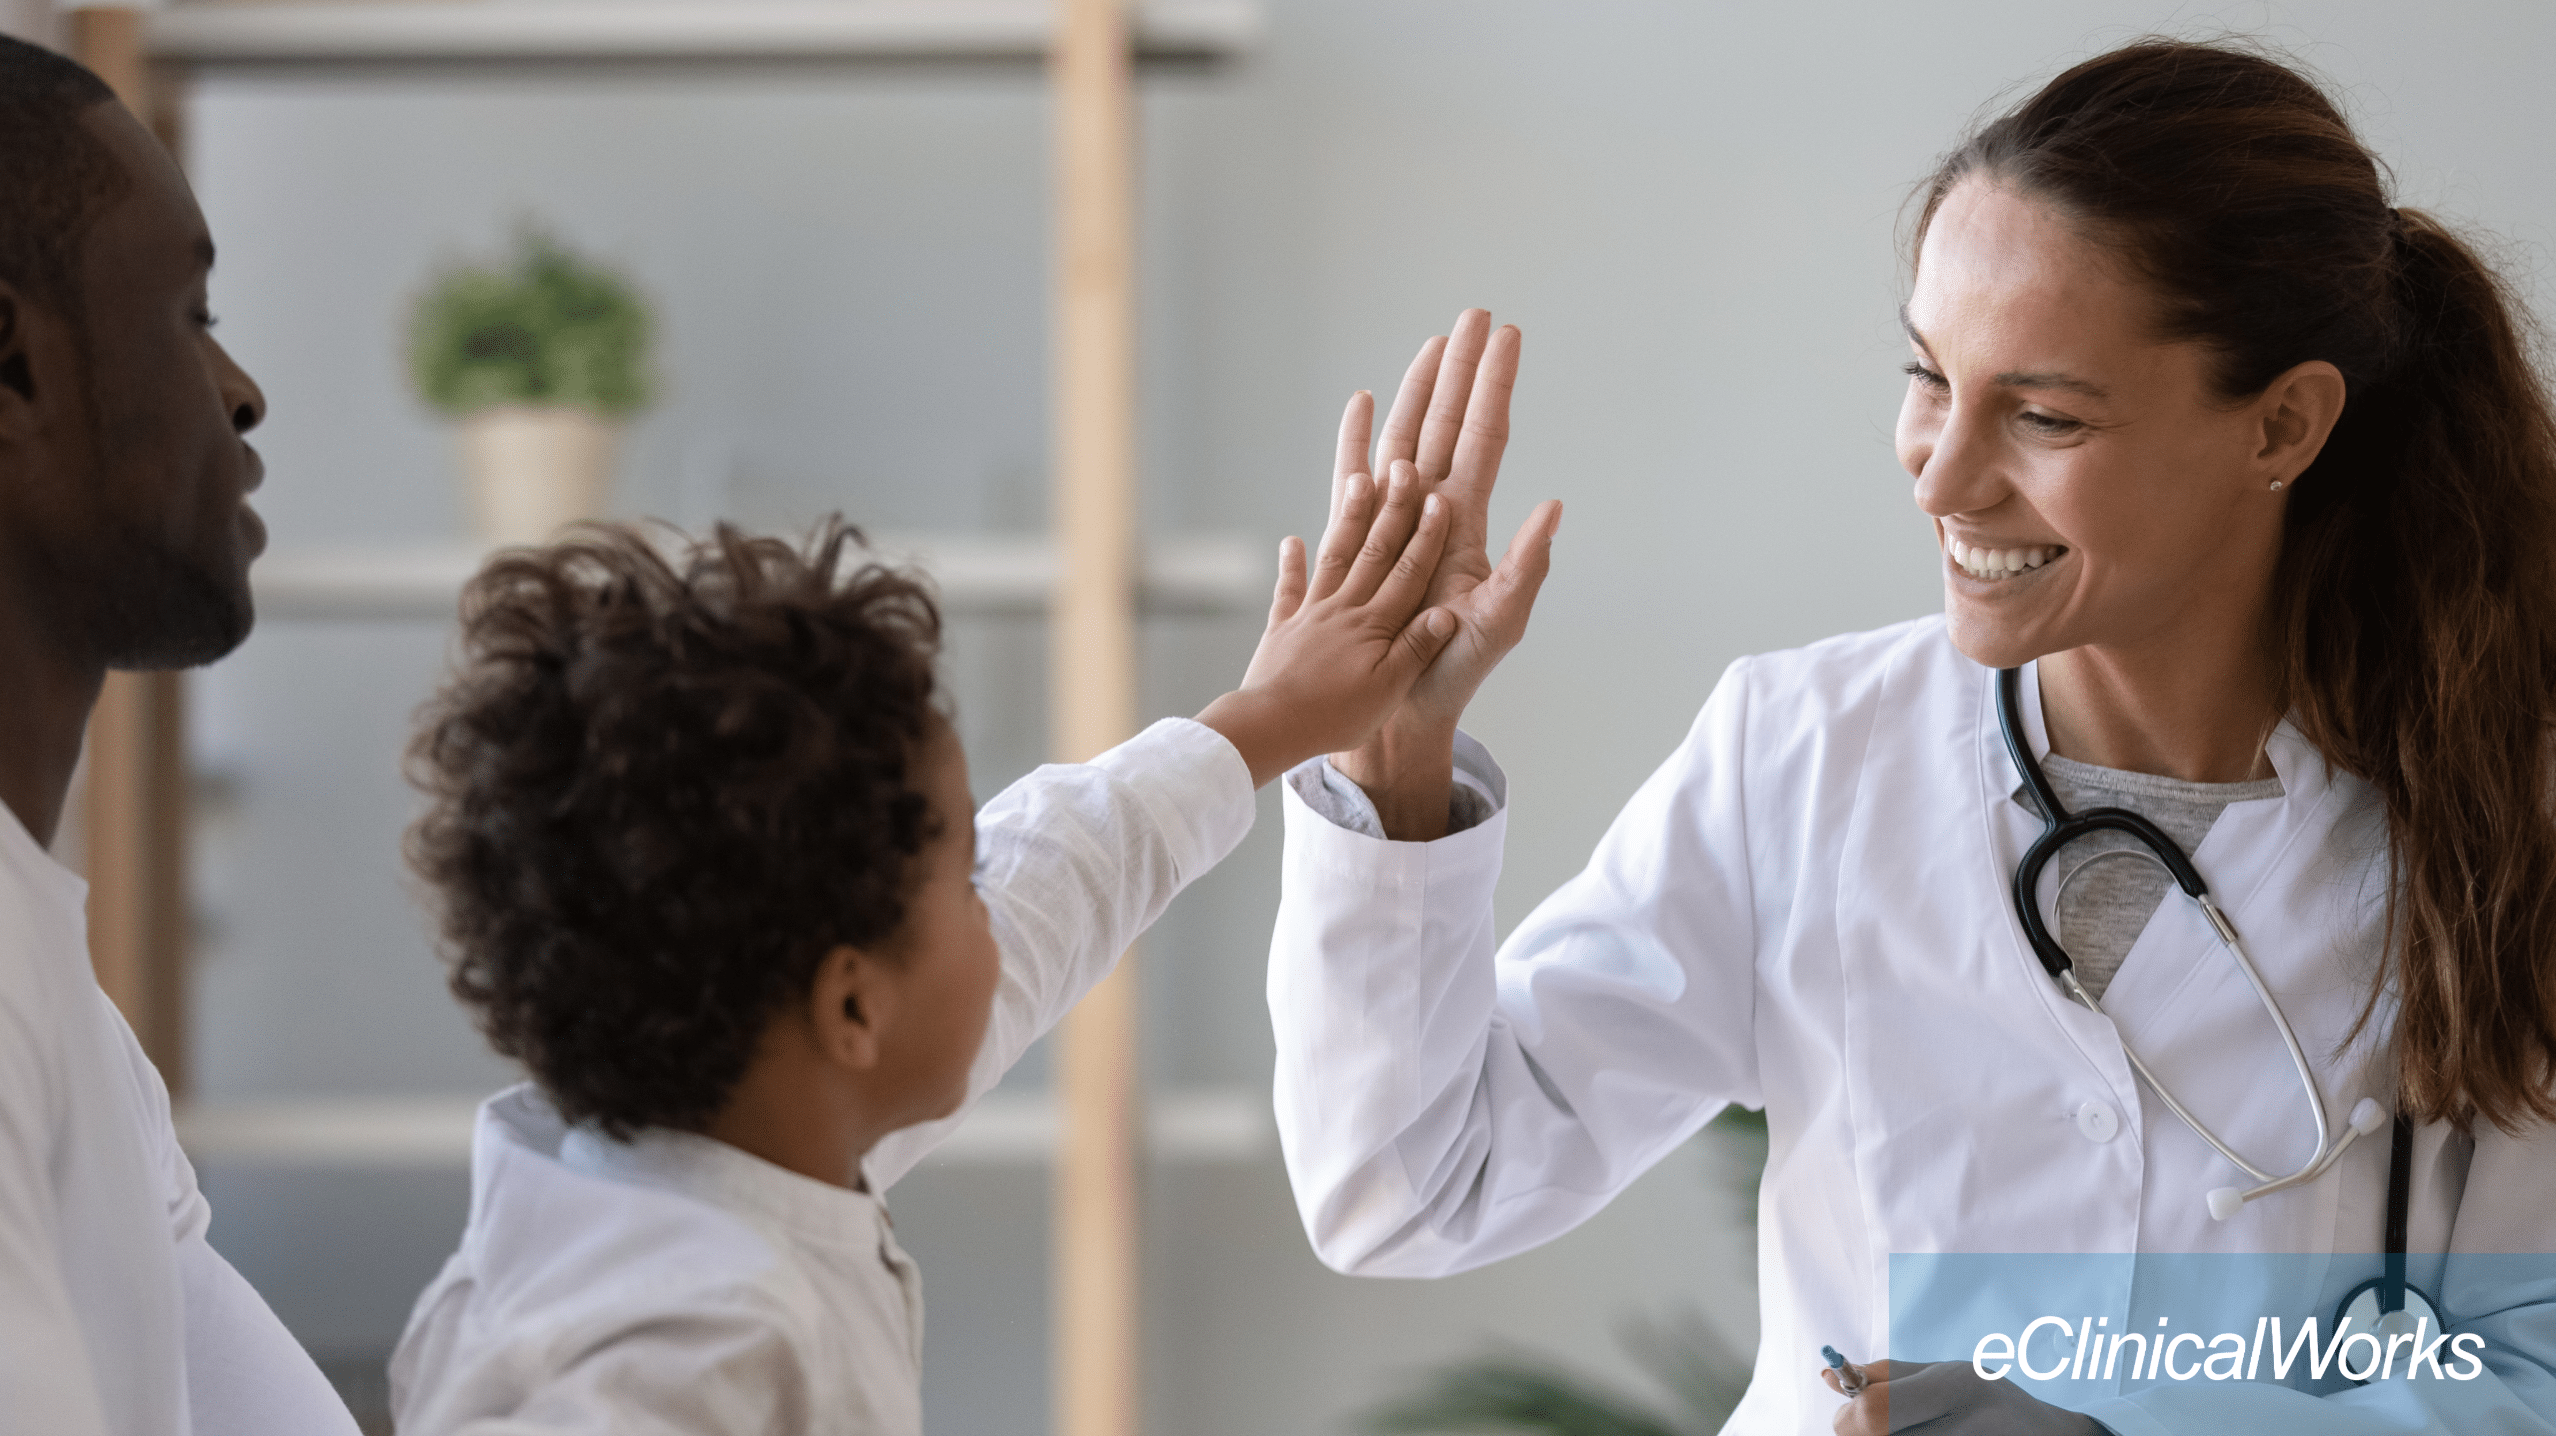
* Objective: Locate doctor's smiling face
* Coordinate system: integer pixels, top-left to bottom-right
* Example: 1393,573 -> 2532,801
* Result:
1896,179 -> 2334,673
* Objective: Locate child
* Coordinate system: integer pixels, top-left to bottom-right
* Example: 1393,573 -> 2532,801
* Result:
387,474 -> 1482,1433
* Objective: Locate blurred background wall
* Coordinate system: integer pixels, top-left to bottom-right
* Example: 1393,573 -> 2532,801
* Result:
16,1 -> 2552,1431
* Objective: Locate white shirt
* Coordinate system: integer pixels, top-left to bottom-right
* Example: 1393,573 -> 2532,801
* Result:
1269,617 -> 2556,1436
391,716 -> 1257,1434
0,803 -> 358,1436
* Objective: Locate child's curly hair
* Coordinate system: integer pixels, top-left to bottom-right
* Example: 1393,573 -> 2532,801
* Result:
406,518 -> 943,1138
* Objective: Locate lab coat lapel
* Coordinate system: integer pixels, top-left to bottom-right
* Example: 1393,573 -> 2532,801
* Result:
1835,650 -> 2143,1260
2093,720 -> 2394,1253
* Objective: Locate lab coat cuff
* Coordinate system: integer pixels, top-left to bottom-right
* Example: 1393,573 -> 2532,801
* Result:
1090,717 -> 1260,882
1279,755 -> 1509,901
1282,729 -> 1510,839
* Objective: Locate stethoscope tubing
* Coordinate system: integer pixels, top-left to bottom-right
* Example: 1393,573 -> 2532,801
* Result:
1994,667 -> 2362,1213
1996,668 -> 2438,1347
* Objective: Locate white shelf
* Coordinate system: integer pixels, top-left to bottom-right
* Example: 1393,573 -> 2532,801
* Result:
175,1084 -> 1272,1168
251,532 -> 1267,621
149,2 -> 1261,64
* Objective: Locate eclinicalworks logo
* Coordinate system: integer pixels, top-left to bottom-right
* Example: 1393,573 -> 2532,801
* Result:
1971,1315 -> 2484,1385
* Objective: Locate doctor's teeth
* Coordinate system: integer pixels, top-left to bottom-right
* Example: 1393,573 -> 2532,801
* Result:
1949,541 -> 2062,578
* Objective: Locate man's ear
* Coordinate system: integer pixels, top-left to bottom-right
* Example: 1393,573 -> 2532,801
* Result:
808,943 -> 895,1074
0,288 -> 34,407
2254,359 -> 2347,491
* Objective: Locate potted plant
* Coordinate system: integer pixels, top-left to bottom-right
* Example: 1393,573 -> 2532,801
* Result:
409,229 -> 652,545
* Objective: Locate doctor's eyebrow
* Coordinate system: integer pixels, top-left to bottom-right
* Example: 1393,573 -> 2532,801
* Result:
1897,304 -> 2113,400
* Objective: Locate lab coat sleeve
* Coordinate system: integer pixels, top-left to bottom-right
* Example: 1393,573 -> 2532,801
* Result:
2086,1114 -> 2556,1436
863,716 -> 1257,1190
1270,663 -> 1765,1277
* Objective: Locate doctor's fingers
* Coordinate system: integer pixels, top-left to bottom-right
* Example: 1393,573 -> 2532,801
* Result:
1308,471 -> 1379,601
1375,333 -> 1450,481
1438,324 -> 1519,553
1835,1361 -> 2084,1436
1413,308 -> 1495,484
1333,465 -> 1437,609
1331,389 -> 1376,524
1456,498 -> 1562,646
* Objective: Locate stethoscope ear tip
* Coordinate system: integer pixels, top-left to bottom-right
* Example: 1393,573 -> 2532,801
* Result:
2350,1098 -> 2388,1137
2206,1187 -> 2247,1222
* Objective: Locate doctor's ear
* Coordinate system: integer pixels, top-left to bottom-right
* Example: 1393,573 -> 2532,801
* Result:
808,942 -> 895,1073
2252,359 -> 2347,493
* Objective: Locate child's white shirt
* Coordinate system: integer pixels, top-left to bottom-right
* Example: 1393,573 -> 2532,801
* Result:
390,717 -> 1256,1434
392,1085 -> 922,1435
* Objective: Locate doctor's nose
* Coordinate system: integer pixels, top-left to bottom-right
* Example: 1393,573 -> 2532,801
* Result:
1908,414 -> 2007,520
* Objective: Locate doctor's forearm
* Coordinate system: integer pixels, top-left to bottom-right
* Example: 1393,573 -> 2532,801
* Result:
1332,716 -> 1457,842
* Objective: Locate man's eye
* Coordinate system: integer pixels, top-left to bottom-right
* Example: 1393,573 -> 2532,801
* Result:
2019,411 -> 2081,436
1901,361 -> 1949,391
192,308 -> 219,330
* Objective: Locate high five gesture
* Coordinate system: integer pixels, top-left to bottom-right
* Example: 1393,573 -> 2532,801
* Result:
1328,310 -> 1562,838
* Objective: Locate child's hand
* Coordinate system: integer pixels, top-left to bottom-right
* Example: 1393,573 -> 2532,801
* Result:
1196,463 -> 1462,788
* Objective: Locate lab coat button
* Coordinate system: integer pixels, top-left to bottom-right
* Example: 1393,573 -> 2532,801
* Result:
2075,1101 -> 2119,1143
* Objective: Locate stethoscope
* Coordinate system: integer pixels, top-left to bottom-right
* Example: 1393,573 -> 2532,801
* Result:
1996,667 -> 2442,1343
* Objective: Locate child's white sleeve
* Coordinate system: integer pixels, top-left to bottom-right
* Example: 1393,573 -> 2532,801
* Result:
862,716 -> 1257,1190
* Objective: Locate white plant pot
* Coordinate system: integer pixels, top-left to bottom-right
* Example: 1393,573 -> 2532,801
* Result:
455,404 -> 621,546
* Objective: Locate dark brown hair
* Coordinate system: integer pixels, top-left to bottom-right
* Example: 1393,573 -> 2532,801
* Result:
407,519 -> 944,1138
1919,40 -> 2556,1131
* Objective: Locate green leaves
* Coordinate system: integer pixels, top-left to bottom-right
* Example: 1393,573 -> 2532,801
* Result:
410,229 -> 653,417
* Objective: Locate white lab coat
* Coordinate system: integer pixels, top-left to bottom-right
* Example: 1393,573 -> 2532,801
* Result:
1270,616 -> 2556,1435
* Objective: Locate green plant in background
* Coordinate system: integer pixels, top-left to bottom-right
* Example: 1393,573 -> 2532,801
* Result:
1359,1107 -> 1768,1436
409,228 -> 652,416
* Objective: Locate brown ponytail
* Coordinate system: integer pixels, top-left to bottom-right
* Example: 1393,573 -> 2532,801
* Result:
1919,41 -> 2556,1131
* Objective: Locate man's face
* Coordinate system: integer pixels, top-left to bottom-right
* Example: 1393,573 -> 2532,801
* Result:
1,101 -> 267,671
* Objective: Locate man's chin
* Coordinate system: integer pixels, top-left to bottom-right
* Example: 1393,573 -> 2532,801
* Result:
97,547 -> 255,671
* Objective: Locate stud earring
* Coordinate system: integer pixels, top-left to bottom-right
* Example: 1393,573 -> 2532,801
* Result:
2269,479 -> 2286,492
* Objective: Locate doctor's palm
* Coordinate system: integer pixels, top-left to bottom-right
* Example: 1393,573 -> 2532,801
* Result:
1334,310 -> 1559,735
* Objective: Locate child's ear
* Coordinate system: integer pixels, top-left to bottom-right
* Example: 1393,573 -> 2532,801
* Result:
809,943 -> 893,1073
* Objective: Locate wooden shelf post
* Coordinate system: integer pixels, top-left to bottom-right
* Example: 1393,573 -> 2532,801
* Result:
1050,0 -> 1141,1434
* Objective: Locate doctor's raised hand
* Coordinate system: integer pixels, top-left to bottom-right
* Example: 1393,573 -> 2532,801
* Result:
1323,308 -> 1563,838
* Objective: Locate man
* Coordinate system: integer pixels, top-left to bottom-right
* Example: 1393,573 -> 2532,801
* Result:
0,35 -> 357,1436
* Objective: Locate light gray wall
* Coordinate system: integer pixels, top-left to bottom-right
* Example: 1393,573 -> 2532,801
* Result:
179,2 -> 2556,1432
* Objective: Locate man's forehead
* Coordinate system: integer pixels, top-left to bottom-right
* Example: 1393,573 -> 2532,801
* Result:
77,103 -> 213,279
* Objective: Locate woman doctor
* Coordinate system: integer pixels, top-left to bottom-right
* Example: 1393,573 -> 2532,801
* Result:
1269,41 -> 2556,1436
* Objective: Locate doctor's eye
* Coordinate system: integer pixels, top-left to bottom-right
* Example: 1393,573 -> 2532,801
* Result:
2017,410 -> 2084,437
1902,361 -> 1949,392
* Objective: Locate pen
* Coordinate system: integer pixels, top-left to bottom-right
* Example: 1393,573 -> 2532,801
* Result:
1822,1344 -> 1868,1396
